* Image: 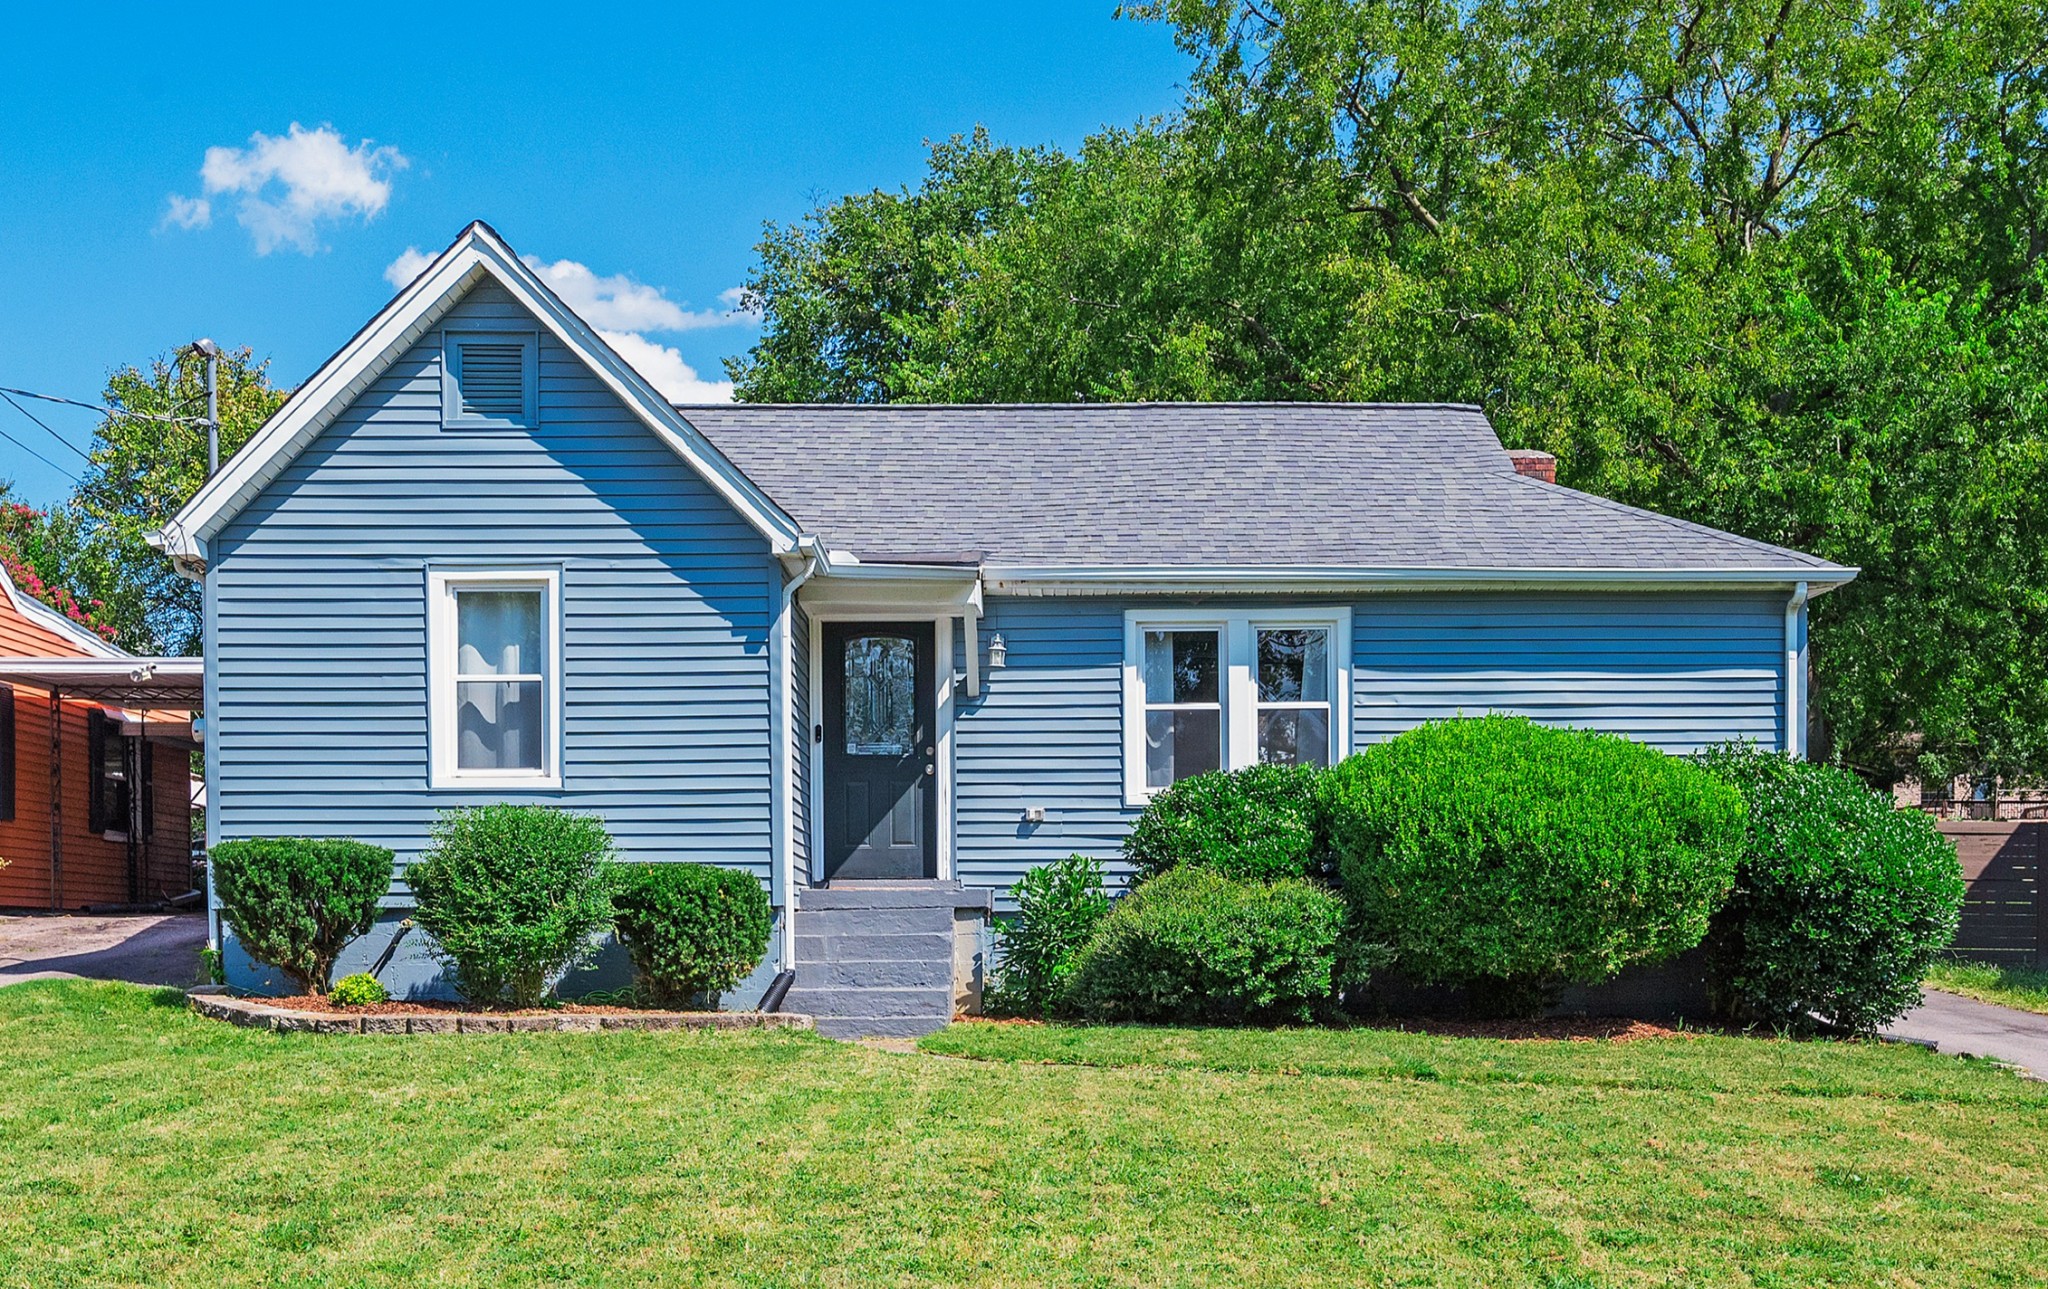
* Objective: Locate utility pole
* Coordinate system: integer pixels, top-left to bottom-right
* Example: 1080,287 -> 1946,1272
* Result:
189,338 -> 220,478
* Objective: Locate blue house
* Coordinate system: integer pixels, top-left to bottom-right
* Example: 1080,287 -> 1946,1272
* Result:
157,223 -> 1855,1035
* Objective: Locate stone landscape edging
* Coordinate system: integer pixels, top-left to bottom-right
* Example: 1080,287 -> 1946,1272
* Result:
187,990 -> 814,1035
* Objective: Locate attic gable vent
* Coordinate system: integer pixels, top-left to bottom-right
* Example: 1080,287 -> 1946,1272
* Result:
442,331 -> 537,428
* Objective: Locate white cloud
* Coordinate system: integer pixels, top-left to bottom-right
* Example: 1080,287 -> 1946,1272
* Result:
160,194 -> 211,231
383,245 -> 434,289
519,255 -> 752,333
183,123 -> 407,255
599,330 -> 735,403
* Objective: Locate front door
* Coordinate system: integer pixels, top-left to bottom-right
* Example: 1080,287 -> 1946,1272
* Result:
821,621 -> 937,881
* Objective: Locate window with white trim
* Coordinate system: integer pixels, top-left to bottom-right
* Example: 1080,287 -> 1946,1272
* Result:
441,330 -> 538,429
429,568 -> 561,787
1123,609 -> 1350,803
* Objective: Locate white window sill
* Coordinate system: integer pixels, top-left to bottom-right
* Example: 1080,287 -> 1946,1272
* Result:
430,774 -> 563,792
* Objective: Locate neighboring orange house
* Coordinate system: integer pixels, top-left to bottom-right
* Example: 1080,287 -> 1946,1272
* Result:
0,571 -> 196,909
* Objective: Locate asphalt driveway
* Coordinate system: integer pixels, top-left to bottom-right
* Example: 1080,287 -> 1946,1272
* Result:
1885,989 -> 2048,1079
0,913 -> 207,989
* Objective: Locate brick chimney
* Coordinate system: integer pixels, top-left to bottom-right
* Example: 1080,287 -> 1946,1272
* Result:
1506,449 -> 1556,484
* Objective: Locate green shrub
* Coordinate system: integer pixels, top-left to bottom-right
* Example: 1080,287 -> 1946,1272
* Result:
985,854 -> 1112,1018
404,804 -> 617,1008
610,863 -> 774,1007
1061,868 -> 1347,1025
1123,764 -> 1329,883
1326,716 -> 1746,1016
1696,745 -> 1964,1033
211,837 -> 393,994
328,973 -> 389,1007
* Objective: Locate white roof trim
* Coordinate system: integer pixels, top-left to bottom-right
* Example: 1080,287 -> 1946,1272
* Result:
981,563 -> 1859,596
156,221 -> 802,563
0,569 -> 128,658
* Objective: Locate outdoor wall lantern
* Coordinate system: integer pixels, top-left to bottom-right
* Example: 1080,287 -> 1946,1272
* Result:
987,633 -> 1008,669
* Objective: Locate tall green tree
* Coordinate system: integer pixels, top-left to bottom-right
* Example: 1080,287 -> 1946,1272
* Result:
728,0 -> 2048,787
73,347 -> 287,654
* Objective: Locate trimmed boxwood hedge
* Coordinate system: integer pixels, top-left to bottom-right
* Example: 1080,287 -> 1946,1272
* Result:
1326,715 -> 1746,1016
1122,764 -> 1329,884
405,804 -> 616,1009
1061,868 -> 1347,1025
611,863 -> 774,1007
1696,745 -> 1964,1033
211,837 -> 392,995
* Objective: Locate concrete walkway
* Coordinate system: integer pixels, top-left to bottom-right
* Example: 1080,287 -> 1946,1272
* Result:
0,913 -> 207,989
1884,989 -> 2048,1079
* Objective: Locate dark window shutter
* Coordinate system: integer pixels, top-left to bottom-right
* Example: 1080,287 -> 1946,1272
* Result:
455,342 -> 527,417
87,710 -> 106,833
0,684 -> 14,823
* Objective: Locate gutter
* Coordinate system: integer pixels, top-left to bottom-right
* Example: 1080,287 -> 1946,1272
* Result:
1784,580 -> 1810,760
981,563 -> 1859,595
771,536 -> 825,971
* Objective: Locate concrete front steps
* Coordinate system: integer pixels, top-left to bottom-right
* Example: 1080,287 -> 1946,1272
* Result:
786,881 -> 991,1039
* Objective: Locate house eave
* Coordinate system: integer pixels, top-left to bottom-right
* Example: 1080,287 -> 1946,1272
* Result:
979,563 -> 1859,597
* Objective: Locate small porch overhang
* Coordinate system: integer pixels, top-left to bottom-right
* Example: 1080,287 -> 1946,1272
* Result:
0,657 -> 205,713
794,555 -> 986,696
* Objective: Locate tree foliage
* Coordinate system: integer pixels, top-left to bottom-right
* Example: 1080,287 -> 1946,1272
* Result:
77,348 -> 287,654
730,0 -> 2048,786
0,347 -> 285,656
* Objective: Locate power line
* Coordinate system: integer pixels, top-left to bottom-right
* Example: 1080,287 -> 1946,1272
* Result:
0,421 -> 81,482
0,385 -> 208,426
0,391 -> 90,461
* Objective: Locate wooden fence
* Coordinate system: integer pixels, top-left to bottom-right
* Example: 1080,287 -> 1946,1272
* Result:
1940,821 -> 2048,965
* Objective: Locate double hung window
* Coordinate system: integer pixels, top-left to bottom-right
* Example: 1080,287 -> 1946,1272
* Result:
1124,610 -> 1349,803
429,568 -> 561,788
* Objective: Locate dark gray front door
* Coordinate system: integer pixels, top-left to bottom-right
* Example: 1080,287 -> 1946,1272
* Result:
821,621 -> 937,881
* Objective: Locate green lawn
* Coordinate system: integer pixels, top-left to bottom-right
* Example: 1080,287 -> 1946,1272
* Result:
3,983 -> 2047,1287
1924,958 -> 2048,1016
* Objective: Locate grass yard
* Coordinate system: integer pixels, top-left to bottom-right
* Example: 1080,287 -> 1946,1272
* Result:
3,982 -> 2046,1287
1923,958 -> 2048,1016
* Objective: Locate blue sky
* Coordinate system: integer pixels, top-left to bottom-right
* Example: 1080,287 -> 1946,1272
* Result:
0,4 -> 1191,506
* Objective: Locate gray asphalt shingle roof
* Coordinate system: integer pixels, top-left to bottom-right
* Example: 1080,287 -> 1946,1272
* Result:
678,402 -> 1845,574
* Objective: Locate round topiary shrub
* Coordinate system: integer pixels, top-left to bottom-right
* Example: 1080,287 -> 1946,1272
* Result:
1123,764 -> 1329,884
405,804 -> 617,1009
1695,745 -> 1964,1033
1326,715 -> 1747,1017
610,863 -> 774,1007
211,837 -> 393,995
328,972 -> 389,1007
985,854 -> 1112,1018
1060,868 -> 1348,1025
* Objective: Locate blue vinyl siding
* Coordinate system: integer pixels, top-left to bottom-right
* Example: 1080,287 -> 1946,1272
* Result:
211,280 -> 777,902
1353,593 -> 1788,752
953,598 -> 1138,896
951,590 -> 1790,897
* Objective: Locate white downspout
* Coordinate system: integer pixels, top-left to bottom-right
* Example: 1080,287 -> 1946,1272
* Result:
772,538 -> 824,971
1784,581 -> 1809,760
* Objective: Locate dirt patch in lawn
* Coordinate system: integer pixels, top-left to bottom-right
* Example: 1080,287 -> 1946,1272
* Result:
1376,1016 -> 1700,1043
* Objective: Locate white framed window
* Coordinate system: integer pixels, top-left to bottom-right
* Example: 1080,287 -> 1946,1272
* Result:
428,567 -> 562,789
1122,607 -> 1351,804
441,329 -> 538,429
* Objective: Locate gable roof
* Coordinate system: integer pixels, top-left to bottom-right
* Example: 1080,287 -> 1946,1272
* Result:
0,566 -> 126,658
154,222 -> 800,565
680,403 -> 1854,585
